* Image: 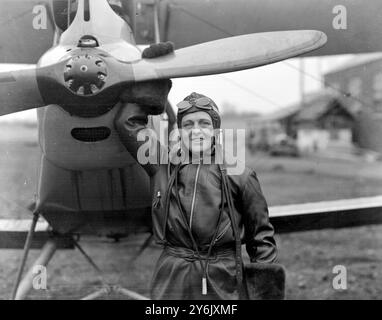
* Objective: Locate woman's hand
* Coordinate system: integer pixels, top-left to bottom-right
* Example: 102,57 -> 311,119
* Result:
119,42 -> 174,115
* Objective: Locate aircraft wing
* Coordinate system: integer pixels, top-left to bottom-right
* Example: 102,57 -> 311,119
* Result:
2,195 -> 382,248
0,0 -> 55,64
2,0 -> 381,64
137,0 -> 382,56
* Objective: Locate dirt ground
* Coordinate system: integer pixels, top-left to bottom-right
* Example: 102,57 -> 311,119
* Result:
0,124 -> 381,299
2,224 -> 382,300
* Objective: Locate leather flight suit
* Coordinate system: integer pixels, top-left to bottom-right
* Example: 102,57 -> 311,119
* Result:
114,103 -> 277,300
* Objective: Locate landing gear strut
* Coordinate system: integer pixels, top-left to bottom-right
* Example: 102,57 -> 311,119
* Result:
11,214 -> 149,300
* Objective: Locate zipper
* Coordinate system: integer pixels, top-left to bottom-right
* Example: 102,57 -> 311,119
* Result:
214,221 -> 231,243
153,190 -> 161,208
189,163 -> 201,232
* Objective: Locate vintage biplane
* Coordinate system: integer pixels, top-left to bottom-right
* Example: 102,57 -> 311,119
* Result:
0,0 -> 382,300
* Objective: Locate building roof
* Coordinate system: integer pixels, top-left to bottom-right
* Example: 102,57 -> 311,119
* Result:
249,87 -> 356,124
250,105 -> 300,123
294,89 -> 353,122
325,53 -> 382,75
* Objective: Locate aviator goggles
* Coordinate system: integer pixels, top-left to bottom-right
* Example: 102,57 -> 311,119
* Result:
176,97 -> 219,114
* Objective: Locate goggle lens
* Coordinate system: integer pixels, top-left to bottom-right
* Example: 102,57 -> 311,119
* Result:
177,97 -> 216,114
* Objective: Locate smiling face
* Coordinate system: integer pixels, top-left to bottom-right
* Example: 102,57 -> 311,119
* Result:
180,111 -> 215,157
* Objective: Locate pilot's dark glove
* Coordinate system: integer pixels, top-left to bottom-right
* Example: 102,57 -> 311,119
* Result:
244,263 -> 286,300
119,42 -> 174,115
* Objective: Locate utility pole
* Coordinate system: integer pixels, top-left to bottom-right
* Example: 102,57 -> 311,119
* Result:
299,58 -> 305,108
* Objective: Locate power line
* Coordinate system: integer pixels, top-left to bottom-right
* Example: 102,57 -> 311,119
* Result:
172,4 -> 286,109
282,60 -> 375,109
170,4 -> 233,38
172,3 -> 375,110
220,76 -> 284,109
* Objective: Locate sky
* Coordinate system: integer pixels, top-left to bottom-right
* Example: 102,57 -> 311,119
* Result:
0,54 -> 353,122
168,55 -> 353,115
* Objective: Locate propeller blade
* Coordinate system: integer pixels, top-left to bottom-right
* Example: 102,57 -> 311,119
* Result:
0,30 -> 327,117
131,30 -> 327,81
0,65 -> 45,116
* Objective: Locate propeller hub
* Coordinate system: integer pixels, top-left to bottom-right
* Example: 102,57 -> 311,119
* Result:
64,53 -> 107,96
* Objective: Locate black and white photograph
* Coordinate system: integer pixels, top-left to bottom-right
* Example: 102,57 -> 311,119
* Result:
0,0 -> 381,305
